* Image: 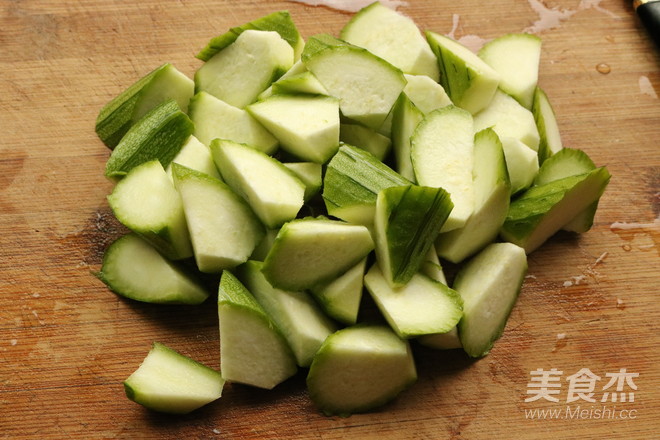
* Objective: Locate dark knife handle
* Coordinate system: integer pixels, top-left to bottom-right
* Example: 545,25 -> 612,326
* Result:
635,0 -> 660,48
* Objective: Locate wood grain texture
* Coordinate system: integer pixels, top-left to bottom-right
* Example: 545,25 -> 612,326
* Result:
0,0 -> 658,438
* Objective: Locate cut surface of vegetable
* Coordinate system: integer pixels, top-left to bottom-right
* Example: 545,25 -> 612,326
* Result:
532,87 -> 563,164
455,243 -> 527,358
501,167 -> 610,253
425,31 -> 500,114
247,94 -> 340,163
473,90 -> 540,151
258,60 -> 308,100
534,147 -> 596,186
478,33 -> 541,109
340,1 -> 439,80
96,63 -> 194,149
391,92 -> 424,181
196,10 -> 304,62
364,263 -> 463,339
282,162 -> 323,202
302,34 -> 407,129
262,217 -> 374,291
107,160 -> 192,260
322,144 -> 410,226
166,135 -> 222,181
534,148 -> 599,233
435,128 -> 511,263
340,122 -> 392,161
417,327 -> 462,350
172,164 -> 264,272
307,324 -> 417,416
217,271 -> 297,388
195,30 -> 293,108
310,258 -> 366,326
403,74 -> 453,114
271,71 -> 328,96
188,91 -> 278,154
105,100 -> 193,179
211,139 -> 305,228
374,184 -> 453,287
411,105 -> 476,232
250,228 -> 280,262
240,261 -> 336,367
98,234 -> 208,305
420,247 -> 447,285
124,343 -> 224,414
500,136 -> 539,195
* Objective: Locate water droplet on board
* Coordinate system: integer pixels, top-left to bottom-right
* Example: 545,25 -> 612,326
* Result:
596,63 -> 611,74
622,244 -> 632,251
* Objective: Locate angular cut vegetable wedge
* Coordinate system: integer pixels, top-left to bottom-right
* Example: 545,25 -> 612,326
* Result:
166,135 -> 222,181
340,122 -> 392,161
426,31 -> 500,114
172,164 -> 264,272
239,261 -> 336,367
534,148 -> 598,233
129,65 -> 193,123
455,243 -> 527,357
435,128 -> 511,263
247,94 -> 340,163
364,264 -> 463,339
323,144 -> 410,226
310,258 -> 366,326
391,92 -> 424,181
374,184 -> 453,287
258,60 -> 308,100
417,327 -> 462,350
96,63 -> 194,149
307,324 -> 417,416
478,33 -> 541,109
563,203 -> 600,234
105,100 -> 193,179
188,91 -> 278,154
473,90 -> 540,151
403,74 -> 452,114
250,228 -> 280,262
378,109 -> 394,138
420,247 -> 447,285
217,271 -> 297,388
97,234 -> 208,305
532,87 -> 563,164
262,217 -> 374,291
340,1 -> 439,80
421,241 -> 459,350
271,71 -> 328,96
124,343 -> 224,414
500,136 -> 539,195
210,139 -> 305,228
411,105 -> 475,232
97,66 -> 161,149
195,30 -> 293,108
534,148 -> 596,186
282,162 -> 323,202
302,34 -> 407,129
196,11 -> 304,62
107,160 -> 192,260
501,167 -> 611,253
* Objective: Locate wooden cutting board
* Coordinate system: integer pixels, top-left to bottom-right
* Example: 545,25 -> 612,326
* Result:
1,0 -> 658,438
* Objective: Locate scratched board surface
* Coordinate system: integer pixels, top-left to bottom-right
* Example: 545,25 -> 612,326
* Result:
0,0 -> 658,438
